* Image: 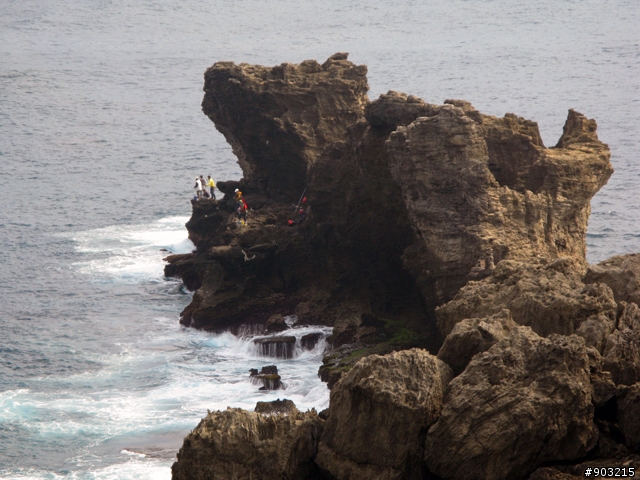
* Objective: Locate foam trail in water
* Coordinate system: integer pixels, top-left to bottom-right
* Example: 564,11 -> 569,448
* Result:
65,216 -> 193,283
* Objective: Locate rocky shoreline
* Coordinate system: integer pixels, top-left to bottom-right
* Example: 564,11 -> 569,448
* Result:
165,53 -> 640,479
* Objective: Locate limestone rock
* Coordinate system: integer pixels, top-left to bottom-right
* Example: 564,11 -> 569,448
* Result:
386,104 -> 612,307
436,258 -> 617,352
202,52 -> 369,198
254,398 -> 297,415
603,305 -> 640,386
617,383 -> 640,452
424,327 -> 598,480
437,309 -> 517,375
316,349 -> 453,479
171,405 -> 324,480
171,55 -> 613,388
585,253 -> 640,306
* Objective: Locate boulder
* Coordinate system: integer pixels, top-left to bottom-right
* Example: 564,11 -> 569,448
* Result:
265,313 -> 289,333
300,332 -> 324,351
603,321 -> 640,386
436,258 -> 617,352
249,365 -> 283,390
617,383 -> 640,451
254,398 -> 297,415
584,346 -> 617,413
424,327 -> 598,480
437,309 -> 517,375
386,105 -> 612,307
172,404 -> 324,480
254,336 -> 296,359
585,253 -> 640,306
316,349 -> 453,480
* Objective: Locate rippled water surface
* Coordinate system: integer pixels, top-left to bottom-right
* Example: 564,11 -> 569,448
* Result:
1,0 -> 639,477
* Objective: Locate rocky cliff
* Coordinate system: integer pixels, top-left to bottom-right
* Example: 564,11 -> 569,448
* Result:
167,54 -> 640,480
166,53 -> 611,355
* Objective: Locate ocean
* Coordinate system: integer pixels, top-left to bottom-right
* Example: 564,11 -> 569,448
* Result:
0,0 -> 638,478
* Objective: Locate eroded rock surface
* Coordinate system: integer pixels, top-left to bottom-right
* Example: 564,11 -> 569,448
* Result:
425,328 -> 597,480
169,54 -> 612,361
436,258 -> 617,352
387,105 -> 612,306
316,349 -> 452,480
617,383 -> 640,451
603,302 -> 640,386
171,405 -> 323,480
437,308 -> 516,375
586,254 -> 640,306
202,52 -> 368,197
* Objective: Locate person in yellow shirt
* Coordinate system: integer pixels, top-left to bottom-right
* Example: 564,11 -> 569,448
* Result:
206,175 -> 216,200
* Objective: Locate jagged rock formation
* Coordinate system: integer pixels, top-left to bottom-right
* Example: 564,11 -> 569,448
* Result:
617,383 -> 640,451
424,328 -> 598,480
316,349 -> 452,479
436,258 -> 618,353
249,365 -> 283,390
202,52 -> 369,198
167,53 -> 612,363
436,309 -> 516,375
255,398 -> 297,415
586,253 -> 640,307
386,103 -> 612,306
172,403 -> 323,480
603,302 -> 640,386
165,54 -> 640,480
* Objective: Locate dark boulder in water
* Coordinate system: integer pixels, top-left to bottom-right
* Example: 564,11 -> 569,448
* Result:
253,336 -> 296,359
250,365 -> 283,390
301,332 -> 323,351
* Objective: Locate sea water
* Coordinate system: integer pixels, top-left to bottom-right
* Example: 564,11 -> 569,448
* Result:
1,0 -> 638,478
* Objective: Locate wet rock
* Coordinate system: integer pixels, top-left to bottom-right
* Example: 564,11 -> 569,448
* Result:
254,398 -> 297,415
589,299 -> 640,386
300,332 -> 323,351
254,336 -> 296,359
265,314 -> 288,333
437,309 -> 516,375
249,365 -> 283,390
436,258 -> 617,353
617,383 -> 640,451
424,327 -> 597,480
316,349 -> 452,480
172,405 -> 324,480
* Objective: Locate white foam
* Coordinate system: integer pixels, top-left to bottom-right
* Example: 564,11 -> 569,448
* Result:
65,216 -> 194,283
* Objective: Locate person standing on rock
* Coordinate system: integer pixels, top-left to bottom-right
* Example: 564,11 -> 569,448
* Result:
236,196 -> 248,225
206,175 -> 216,200
194,177 -> 203,199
